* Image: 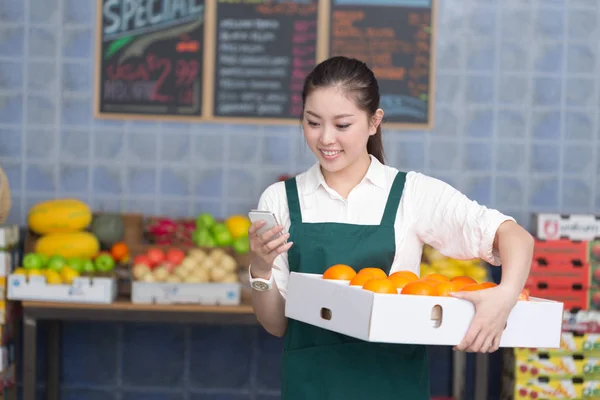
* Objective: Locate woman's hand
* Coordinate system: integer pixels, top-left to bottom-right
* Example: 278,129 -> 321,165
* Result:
248,221 -> 293,275
450,285 -> 520,353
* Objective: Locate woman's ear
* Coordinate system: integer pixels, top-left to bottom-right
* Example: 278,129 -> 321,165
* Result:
370,109 -> 384,135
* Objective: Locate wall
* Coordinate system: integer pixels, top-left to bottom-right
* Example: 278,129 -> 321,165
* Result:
1,0 -> 597,399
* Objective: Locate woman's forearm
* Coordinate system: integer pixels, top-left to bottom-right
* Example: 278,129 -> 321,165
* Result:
250,268 -> 288,337
494,220 -> 534,296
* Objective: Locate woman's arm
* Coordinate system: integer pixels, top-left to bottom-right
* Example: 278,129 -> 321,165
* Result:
0,166 -> 11,224
251,265 -> 288,337
493,220 -> 534,297
249,182 -> 291,338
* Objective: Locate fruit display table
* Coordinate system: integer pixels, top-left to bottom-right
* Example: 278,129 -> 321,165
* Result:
20,298 -> 258,400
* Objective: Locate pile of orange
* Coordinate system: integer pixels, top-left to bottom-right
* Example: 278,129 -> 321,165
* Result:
322,263 -> 530,300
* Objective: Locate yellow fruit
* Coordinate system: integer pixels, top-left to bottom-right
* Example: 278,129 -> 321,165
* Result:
12,268 -> 27,276
45,270 -> 62,285
419,265 -> 436,278
225,215 -> 251,239
27,269 -> 43,277
60,267 -> 80,285
35,231 -> 100,259
27,199 -> 92,235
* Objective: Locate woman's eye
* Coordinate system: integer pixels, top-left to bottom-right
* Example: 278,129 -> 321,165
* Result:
337,124 -> 350,129
307,121 -> 319,127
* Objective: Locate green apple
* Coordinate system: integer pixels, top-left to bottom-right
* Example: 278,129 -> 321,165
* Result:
23,253 -> 44,270
211,223 -> 232,246
193,229 -> 216,247
38,253 -> 49,268
232,237 -> 250,254
47,255 -> 68,272
81,260 -> 95,274
95,254 -> 115,273
68,257 -> 85,273
196,213 -> 216,231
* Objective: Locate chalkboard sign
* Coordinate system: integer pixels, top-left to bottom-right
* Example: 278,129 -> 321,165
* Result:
95,0 -> 206,119
211,0 -> 319,122
328,0 -> 435,128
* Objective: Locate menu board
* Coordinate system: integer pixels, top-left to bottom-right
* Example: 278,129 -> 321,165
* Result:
95,0 -> 206,118
329,0 -> 434,127
212,0 -> 319,120
94,0 -> 436,128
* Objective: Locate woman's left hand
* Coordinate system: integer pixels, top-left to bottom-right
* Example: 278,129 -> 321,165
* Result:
450,285 -> 519,353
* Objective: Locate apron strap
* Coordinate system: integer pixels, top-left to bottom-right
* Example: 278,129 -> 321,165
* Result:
380,172 -> 407,227
285,178 -> 302,224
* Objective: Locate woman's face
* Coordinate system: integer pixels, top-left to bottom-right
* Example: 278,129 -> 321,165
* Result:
302,87 -> 380,174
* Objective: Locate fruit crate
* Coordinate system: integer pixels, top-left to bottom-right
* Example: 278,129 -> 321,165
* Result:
7,275 -> 117,304
534,213 -> 600,241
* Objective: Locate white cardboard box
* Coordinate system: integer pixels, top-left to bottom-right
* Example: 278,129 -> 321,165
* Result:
285,273 -> 564,348
7,275 -> 117,304
534,213 -> 600,241
131,281 -> 241,305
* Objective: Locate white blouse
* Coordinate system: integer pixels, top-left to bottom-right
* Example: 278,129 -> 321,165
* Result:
256,156 -> 514,299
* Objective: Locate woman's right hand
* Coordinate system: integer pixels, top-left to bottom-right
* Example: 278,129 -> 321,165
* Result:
248,221 -> 293,275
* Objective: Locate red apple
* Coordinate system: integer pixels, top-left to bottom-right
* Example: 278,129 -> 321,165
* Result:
133,255 -> 151,268
166,248 -> 186,265
147,248 -> 165,267
592,243 -> 600,260
518,388 -> 527,397
592,292 -> 600,309
530,367 -> 538,376
530,390 -> 538,399
519,364 -> 528,373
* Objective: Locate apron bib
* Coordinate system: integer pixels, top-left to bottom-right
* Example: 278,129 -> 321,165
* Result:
281,173 -> 430,400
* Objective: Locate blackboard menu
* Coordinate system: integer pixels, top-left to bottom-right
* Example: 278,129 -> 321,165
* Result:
96,0 -> 206,117
329,1 -> 433,126
213,0 -> 319,120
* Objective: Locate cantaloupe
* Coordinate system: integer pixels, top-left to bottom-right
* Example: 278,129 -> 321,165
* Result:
28,199 -> 92,235
34,232 -> 100,259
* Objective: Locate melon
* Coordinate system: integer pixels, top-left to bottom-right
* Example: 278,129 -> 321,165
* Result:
91,214 -> 125,248
28,199 -> 92,234
35,231 -> 100,259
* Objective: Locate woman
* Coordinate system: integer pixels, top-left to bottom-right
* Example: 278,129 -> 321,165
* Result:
0,165 -> 11,224
248,56 -> 533,399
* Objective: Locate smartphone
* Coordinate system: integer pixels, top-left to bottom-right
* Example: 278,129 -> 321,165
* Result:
248,210 -> 284,241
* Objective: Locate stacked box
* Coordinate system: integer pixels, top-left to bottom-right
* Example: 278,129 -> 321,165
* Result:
502,311 -> 600,399
0,226 -> 18,394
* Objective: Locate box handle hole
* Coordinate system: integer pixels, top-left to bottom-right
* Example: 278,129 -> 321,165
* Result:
320,307 -> 332,321
430,305 -> 442,328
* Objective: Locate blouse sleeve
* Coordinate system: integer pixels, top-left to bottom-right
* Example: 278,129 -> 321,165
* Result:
254,182 -> 291,298
406,172 -> 515,266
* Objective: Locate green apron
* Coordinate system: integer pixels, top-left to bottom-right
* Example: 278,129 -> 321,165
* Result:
282,173 -> 430,400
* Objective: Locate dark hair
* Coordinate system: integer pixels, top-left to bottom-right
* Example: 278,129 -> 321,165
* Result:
301,56 -> 385,164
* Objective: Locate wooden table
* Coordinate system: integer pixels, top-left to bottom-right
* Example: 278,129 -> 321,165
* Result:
21,300 -> 471,400
21,299 -> 259,400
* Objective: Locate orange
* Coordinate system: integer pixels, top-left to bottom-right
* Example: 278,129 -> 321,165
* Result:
349,272 -> 375,286
451,276 -> 478,287
401,281 -> 435,296
422,273 -> 449,283
480,281 -> 498,289
389,270 -> 419,282
110,242 -> 129,262
518,289 -> 530,301
460,283 -> 484,291
388,274 -> 413,289
362,278 -> 398,294
323,264 -> 356,280
358,267 -> 387,279
432,281 -> 464,296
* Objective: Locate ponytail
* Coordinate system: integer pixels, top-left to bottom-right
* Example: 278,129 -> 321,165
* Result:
367,125 -> 385,164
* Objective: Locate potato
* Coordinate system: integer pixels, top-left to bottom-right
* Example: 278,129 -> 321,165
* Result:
181,256 -> 198,271
209,248 -> 226,263
153,266 -> 169,282
189,249 -> 207,263
132,264 -> 151,280
219,255 -> 237,273
210,266 -> 228,282
166,275 -> 181,283
221,272 -> 239,283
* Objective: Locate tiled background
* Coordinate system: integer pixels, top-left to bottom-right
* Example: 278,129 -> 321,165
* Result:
0,0 -> 597,399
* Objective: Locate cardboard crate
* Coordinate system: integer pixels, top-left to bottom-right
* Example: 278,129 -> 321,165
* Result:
286,272 -> 563,348
525,286 -> 587,311
534,239 -> 588,264
7,275 -> 117,304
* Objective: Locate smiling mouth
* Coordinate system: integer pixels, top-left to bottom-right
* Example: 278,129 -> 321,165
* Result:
320,149 -> 343,159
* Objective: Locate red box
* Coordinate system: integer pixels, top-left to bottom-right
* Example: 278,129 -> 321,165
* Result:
526,274 -> 587,291
533,239 -> 588,264
525,285 -> 587,311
